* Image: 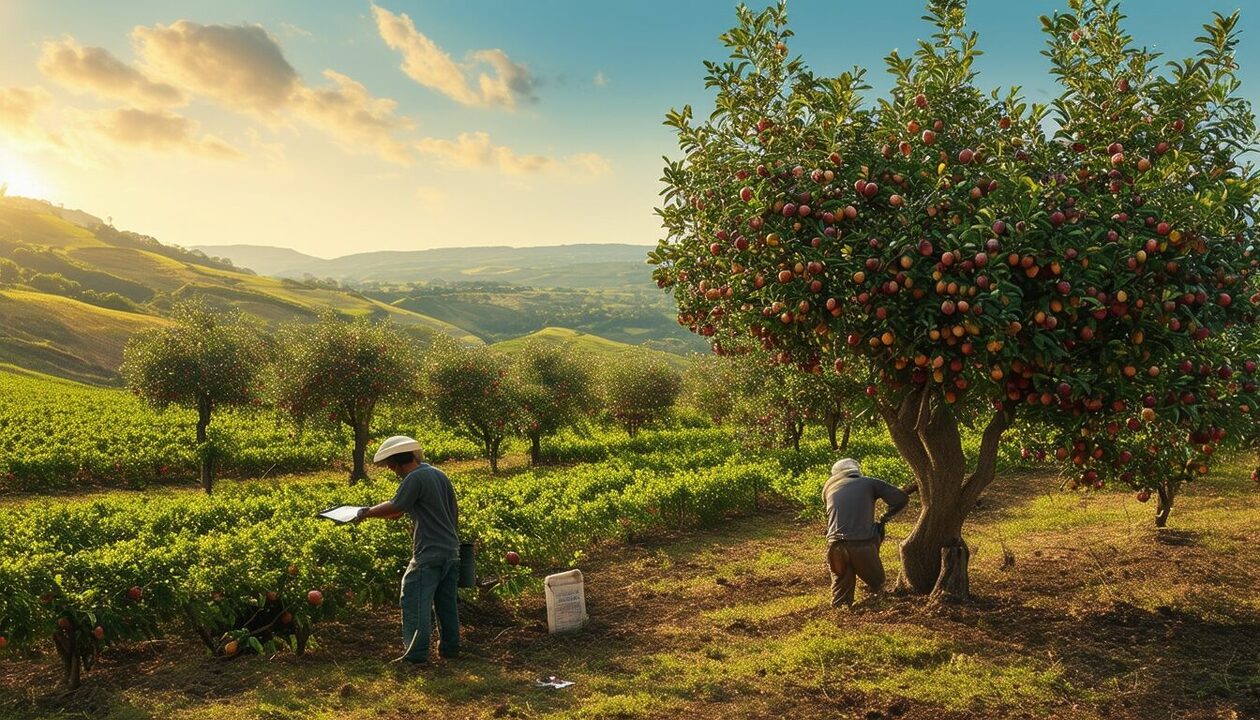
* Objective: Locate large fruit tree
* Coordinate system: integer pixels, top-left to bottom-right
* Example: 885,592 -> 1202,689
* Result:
651,0 -> 1258,597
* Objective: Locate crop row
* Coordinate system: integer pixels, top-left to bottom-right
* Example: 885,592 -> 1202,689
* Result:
0,428 -> 800,687
0,371 -> 482,492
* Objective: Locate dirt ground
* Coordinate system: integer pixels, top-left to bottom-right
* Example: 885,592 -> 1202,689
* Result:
2,470 -> 1257,720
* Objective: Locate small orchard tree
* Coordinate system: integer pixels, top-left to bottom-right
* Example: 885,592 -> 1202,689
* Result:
651,1 -> 1257,597
683,354 -> 742,426
277,314 -> 421,484
602,350 -> 683,437
121,301 -> 266,493
511,342 -> 597,465
425,336 -> 520,472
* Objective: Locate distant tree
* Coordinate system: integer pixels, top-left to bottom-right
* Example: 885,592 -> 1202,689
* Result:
602,351 -> 683,437
425,337 -> 521,472
121,301 -> 266,493
277,314 -> 421,483
512,342 -> 597,464
683,354 -> 742,426
0,257 -> 21,284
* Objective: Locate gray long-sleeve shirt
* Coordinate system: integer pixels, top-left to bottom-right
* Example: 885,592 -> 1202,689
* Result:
391,464 -> 460,562
823,474 -> 910,542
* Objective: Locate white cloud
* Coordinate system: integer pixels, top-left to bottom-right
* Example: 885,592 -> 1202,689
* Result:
92,108 -> 241,159
293,70 -> 415,165
372,4 -> 537,109
132,20 -> 414,164
134,21 -> 299,113
39,37 -> 185,108
415,131 -> 609,179
0,86 -> 55,141
594,71 -> 607,87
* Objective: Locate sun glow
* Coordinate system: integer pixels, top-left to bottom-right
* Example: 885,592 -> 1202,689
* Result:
0,149 -> 52,199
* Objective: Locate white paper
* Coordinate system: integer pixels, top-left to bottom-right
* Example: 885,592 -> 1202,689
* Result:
535,676 -> 575,690
317,505 -> 368,523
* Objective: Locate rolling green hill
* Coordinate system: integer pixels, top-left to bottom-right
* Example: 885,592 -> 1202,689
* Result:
492,327 -> 695,371
0,197 -> 480,384
192,243 -> 657,290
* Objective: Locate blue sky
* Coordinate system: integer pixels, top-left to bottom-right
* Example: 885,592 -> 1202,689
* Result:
0,1 -> 1256,257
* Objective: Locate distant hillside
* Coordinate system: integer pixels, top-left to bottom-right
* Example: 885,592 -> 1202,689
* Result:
0,197 -> 480,384
492,328 -> 695,371
193,243 -> 656,289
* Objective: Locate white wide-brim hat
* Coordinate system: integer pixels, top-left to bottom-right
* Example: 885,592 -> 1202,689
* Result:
373,435 -> 421,463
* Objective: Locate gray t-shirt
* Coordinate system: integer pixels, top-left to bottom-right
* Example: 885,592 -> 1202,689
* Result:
823,474 -> 910,542
391,464 -> 460,562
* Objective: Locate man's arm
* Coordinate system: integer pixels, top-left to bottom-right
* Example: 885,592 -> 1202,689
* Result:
874,480 -> 911,524
355,501 -> 405,522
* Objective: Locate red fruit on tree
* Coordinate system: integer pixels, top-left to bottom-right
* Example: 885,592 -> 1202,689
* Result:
128,586 -> 143,601
958,148 -> 975,164
307,590 -> 324,607
505,551 -> 521,566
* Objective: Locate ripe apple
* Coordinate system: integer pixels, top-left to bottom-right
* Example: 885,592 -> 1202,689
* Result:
921,129 -> 936,145
57,618 -> 71,631
958,148 -> 975,164
0,636 -> 7,649
224,640 -> 239,656
93,626 -> 105,641
307,590 -> 324,607
280,611 -> 294,625
914,93 -> 928,108
128,586 -> 143,601
506,551 -> 521,566
889,194 -> 904,207
1136,489 -> 1150,503
739,187 -> 753,202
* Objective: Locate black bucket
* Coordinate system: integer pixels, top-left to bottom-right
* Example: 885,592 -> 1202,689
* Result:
458,542 -> 476,588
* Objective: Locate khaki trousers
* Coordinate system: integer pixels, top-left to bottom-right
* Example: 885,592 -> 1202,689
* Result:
827,538 -> 885,607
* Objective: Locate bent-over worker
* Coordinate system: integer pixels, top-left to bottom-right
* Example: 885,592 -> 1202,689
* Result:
822,458 -> 910,607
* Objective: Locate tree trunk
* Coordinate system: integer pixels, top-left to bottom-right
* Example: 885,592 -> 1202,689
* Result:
791,420 -> 803,452
350,421 -> 370,485
1154,479 -> 1181,528
197,395 -> 213,495
530,433 -> 542,466
53,630 -> 81,690
489,437 -> 501,473
928,542 -> 970,603
878,387 -> 1012,595
825,411 -> 840,450
840,421 -> 852,452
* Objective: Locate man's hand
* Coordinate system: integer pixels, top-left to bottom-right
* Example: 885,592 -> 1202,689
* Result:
875,520 -> 886,543
353,507 -> 370,524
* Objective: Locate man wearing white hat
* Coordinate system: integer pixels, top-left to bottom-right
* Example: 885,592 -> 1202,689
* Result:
354,435 -> 461,664
822,458 -> 909,608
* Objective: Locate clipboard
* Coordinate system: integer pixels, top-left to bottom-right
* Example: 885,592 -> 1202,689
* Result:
316,505 -> 369,524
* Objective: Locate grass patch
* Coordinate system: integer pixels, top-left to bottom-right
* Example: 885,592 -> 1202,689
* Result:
703,593 -> 820,624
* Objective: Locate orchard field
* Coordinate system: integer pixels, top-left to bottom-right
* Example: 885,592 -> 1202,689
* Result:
1,365 -> 1258,719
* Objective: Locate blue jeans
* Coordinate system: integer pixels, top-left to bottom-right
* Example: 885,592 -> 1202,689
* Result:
400,556 -> 460,662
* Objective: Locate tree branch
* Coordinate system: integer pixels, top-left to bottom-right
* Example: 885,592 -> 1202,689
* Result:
959,406 -> 1015,511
